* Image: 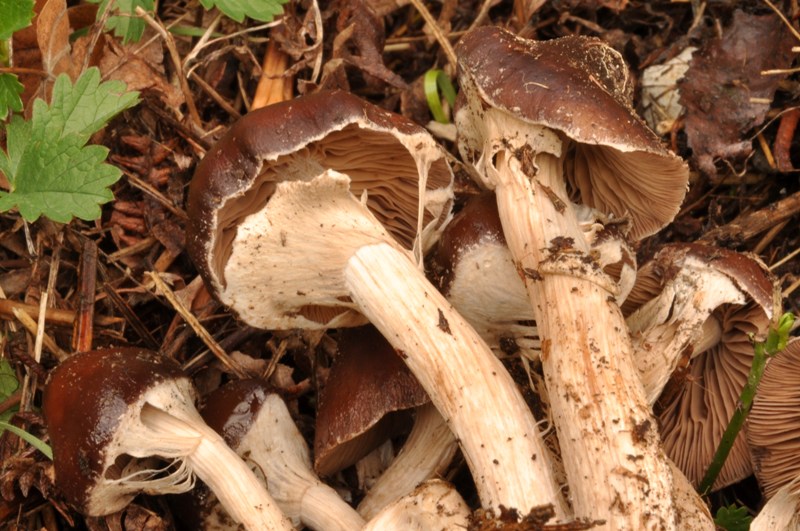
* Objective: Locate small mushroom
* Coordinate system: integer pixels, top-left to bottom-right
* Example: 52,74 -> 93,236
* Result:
747,338 -> 800,499
455,26 -> 690,526
42,348 -> 293,531
624,243 -> 776,405
361,479 -> 470,531
314,325 -> 430,476
623,244 -> 776,490
201,379 -> 365,531
314,325 -> 458,519
430,191 -> 636,361
187,90 -> 565,515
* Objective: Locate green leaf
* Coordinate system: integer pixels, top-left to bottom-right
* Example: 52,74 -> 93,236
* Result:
0,0 -> 35,40
0,358 -> 19,425
0,421 -> 52,459
0,67 -> 139,222
714,504 -> 752,531
0,135 -> 119,222
0,358 -> 18,401
2,115 -> 32,182
88,0 -> 154,43
199,0 -> 288,23
34,68 -> 139,143
0,73 -> 24,119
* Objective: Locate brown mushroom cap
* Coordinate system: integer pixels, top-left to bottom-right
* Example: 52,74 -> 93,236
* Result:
43,348 -> 194,514
455,26 -> 688,240
629,244 -> 776,490
747,338 -> 800,499
201,379 -> 274,450
187,90 -> 453,330
314,325 -> 429,476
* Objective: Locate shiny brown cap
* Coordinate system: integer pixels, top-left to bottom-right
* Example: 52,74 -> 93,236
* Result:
429,192 -> 506,296
43,348 -> 192,514
455,26 -> 688,240
201,379 -> 274,450
314,325 -> 429,476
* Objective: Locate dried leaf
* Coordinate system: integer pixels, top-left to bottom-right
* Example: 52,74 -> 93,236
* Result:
680,11 -> 795,176
36,0 -> 73,87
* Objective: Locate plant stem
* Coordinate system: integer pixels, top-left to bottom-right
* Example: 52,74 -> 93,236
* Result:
698,312 -> 795,494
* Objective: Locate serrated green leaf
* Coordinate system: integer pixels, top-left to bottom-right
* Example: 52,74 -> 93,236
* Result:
0,0 -> 35,40
2,115 -> 32,183
199,0 -> 287,23
88,0 -> 154,43
0,73 -> 23,119
32,68 -> 139,143
0,63 -> 138,223
0,135 -> 120,222
714,504 -> 752,531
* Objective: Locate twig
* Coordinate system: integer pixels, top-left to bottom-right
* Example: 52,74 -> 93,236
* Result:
407,0 -> 457,69
0,299 -> 122,327
72,238 -> 97,353
135,6 -> 203,128
146,271 -> 248,378
123,170 -> 188,220
101,284 -> 160,350
697,189 -> 800,245
12,308 -> 69,361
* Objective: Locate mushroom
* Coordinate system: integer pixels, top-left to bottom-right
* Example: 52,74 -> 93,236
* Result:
624,243 -> 777,405
199,379 -> 365,531
42,348 -> 293,531
430,191 -> 636,361
747,338 -> 800,499
313,325 -> 458,519
455,26 -> 691,526
187,90 -> 566,515
361,479 -> 470,531
314,325 -> 431,476
622,244 -> 775,490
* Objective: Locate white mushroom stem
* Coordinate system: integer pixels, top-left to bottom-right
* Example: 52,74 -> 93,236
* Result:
138,404 -> 293,531
230,170 -> 567,516
357,402 -> 458,519
750,477 -> 800,531
233,394 -> 365,531
346,240 -> 566,516
361,480 -> 471,531
483,118 -> 677,527
667,460 -> 713,528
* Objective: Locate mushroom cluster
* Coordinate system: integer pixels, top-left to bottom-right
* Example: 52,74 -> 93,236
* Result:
40,25 -> 791,531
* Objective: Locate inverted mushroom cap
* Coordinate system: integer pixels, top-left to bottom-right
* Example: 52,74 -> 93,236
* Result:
43,348 -> 194,515
747,338 -> 800,499
455,26 -> 689,240
629,244 -> 776,490
187,90 -> 453,330
314,325 -> 429,476
625,243 -> 777,404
